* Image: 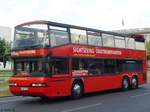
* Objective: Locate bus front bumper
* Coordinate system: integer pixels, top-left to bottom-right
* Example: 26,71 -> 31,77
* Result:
9,86 -> 51,97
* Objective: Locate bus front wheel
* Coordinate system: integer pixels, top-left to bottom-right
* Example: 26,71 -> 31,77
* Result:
71,81 -> 83,99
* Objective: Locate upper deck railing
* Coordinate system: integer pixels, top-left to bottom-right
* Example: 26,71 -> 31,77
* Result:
14,20 -> 145,51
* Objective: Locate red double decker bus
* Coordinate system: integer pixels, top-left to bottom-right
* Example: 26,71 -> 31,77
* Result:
9,20 -> 147,99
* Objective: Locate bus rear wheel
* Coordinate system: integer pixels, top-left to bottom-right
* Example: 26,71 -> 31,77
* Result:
71,81 -> 83,99
131,76 -> 138,89
122,77 -> 129,91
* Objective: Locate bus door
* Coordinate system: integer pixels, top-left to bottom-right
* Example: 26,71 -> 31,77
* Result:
48,57 -> 72,96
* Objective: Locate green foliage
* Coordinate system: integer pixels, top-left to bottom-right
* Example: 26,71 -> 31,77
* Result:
146,41 -> 150,59
0,70 -> 12,76
0,37 -> 11,67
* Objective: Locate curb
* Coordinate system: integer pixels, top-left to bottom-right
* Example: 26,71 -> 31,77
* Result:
0,95 -> 13,98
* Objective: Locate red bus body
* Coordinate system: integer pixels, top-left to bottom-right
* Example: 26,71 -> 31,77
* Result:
9,21 -> 147,98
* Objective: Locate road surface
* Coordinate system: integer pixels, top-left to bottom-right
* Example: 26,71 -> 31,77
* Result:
0,83 -> 150,112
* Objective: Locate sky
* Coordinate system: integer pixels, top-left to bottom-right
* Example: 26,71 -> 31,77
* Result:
0,0 -> 150,30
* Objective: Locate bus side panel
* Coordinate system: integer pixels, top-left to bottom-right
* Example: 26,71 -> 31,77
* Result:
50,77 -> 72,97
83,75 -> 122,93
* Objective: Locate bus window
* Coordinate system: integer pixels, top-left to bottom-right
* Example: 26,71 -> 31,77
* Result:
88,59 -> 103,76
103,59 -> 116,75
14,60 -> 46,77
50,30 -> 69,47
114,36 -> 125,48
116,60 -> 143,72
49,58 -> 69,75
87,31 -> 102,46
72,58 -> 88,76
126,38 -> 135,49
14,24 -> 48,49
72,58 -> 88,70
135,42 -> 145,50
71,29 -> 87,45
102,34 -> 115,47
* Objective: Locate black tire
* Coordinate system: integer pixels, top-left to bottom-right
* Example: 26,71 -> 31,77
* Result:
71,81 -> 83,99
122,77 -> 129,91
131,76 -> 138,89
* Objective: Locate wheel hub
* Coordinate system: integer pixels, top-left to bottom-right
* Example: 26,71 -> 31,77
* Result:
132,78 -> 137,87
73,84 -> 81,94
123,79 -> 128,89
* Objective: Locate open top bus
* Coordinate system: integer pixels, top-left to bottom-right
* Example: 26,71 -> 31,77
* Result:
9,20 -> 147,99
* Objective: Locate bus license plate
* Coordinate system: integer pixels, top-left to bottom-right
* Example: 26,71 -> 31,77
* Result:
20,87 -> 28,91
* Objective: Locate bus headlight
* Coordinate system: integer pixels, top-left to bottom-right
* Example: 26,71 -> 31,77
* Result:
31,83 -> 47,87
9,82 -> 17,86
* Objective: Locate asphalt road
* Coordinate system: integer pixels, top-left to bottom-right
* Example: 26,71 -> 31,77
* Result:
1,84 -> 150,112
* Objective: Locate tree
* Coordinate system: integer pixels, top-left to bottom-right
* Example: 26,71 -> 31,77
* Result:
0,37 -> 11,68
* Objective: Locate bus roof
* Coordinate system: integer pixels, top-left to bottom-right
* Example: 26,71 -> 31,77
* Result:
15,20 -> 49,28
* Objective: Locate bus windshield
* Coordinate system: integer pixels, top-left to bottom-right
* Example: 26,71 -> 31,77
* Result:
13,24 -> 49,49
14,59 -> 47,77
